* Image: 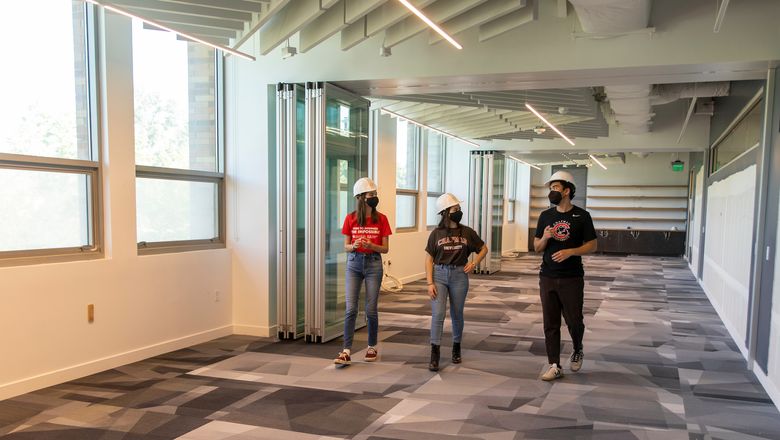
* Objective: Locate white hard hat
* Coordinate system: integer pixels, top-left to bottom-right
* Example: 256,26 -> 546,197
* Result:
544,170 -> 576,187
436,193 -> 462,213
353,177 -> 378,196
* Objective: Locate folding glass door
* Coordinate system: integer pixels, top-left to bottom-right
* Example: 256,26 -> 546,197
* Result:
275,82 -> 369,342
468,151 -> 504,274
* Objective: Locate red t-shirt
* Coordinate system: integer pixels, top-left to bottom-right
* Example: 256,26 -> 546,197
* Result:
341,212 -> 392,253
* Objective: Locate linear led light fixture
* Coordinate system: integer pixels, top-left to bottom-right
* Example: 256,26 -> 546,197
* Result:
84,0 -> 256,61
380,108 -> 479,147
525,103 -> 575,146
397,0 -> 462,50
513,157 -> 541,171
589,154 -> 608,170
713,0 -> 730,33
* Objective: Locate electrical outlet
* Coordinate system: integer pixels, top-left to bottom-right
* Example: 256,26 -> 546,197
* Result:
214,290 -> 220,302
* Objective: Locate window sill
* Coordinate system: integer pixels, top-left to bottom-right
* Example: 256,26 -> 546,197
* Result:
138,241 -> 226,256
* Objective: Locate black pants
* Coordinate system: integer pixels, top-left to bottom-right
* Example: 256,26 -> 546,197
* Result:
539,275 -> 585,365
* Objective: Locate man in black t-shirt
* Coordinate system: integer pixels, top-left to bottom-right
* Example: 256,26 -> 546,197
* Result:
534,170 -> 597,381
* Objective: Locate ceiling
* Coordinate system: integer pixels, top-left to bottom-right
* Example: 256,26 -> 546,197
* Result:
99,0 -> 542,55
371,88 -> 609,141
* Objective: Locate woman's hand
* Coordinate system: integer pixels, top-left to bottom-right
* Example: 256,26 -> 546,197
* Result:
464,261 -> 477,273
428,283 -> 437,300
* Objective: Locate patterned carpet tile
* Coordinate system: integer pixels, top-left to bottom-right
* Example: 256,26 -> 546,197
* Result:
2,255 -> 780,439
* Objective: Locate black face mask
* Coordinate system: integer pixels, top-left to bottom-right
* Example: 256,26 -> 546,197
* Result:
449,210 -> 463,224
366,197 -> 379,208
548,190 -> 563,205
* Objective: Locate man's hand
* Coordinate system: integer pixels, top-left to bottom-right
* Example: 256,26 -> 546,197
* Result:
551,248 -> 574,263
542,226 -> 554,240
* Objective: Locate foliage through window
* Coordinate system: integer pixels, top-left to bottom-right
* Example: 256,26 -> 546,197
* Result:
132,21 -> 223,252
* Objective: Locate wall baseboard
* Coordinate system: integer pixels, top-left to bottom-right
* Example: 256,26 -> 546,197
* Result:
697,279 -> 750,360
0,325 -> 233,401
399,272 -> 425,285
233,324 -> 277,338
752,360 -> 780,413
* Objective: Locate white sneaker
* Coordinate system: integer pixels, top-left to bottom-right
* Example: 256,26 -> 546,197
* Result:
541,363 -> 563,381
569,351 -> 584,372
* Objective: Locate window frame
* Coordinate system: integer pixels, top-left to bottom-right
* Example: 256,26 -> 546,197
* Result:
710,89 -> 764,176
133,36 -> 225,255
395,121 -> 421,232
0,3 -> 103,266
426,133 -> 447,230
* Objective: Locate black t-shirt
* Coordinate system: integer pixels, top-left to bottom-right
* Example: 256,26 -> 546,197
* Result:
425,225 -> 485,266
535,206 -> 597,278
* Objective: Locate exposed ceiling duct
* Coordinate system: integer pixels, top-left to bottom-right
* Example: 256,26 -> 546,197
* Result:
569,1 -> 730,134
568,0 -> 652,34
650,82 -> 730,106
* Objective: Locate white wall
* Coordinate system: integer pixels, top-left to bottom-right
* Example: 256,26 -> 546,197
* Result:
701,165 -> 757,353
585,153 -> 691,231
0,12 -> 233,400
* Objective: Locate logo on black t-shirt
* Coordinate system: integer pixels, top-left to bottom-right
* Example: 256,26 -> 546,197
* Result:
551,220 -> 571,241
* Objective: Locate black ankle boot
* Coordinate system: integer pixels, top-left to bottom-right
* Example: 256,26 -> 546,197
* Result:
452,342 -> 462,364
429,344 -> 440,371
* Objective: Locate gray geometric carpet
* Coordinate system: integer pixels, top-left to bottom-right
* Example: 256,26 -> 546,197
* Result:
2,255 -> 779,439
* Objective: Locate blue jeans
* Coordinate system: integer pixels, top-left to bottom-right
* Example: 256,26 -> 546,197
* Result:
430,264 -> 469,345
343,252 -> 383,350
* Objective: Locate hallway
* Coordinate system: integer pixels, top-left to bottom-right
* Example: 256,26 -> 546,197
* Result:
2,255 -> 779,439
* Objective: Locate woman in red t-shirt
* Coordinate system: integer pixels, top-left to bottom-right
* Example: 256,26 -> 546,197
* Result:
334,177 -> 392,366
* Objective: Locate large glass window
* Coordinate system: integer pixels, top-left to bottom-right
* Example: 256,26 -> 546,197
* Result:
132,21 -> 223,253
712,98 -> 763,174
396,120 -> 420,230
426,132 -> 446,226
0,1 -> 100,264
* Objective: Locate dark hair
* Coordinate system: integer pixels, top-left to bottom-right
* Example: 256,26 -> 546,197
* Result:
354,194 -> 379,226
551,180 -> 576,200
437,208 -> 461,229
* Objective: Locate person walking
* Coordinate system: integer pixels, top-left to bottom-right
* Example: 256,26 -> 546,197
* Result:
334,177 -> 391,366
534,170 -> 597,381
425,193 -> 488,372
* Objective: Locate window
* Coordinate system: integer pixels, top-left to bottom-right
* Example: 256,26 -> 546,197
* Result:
426,132 -> 446,227
711,96 -> 763,174
506,160 -> 518,223
396,120 -> 420,230
0,1 -> 100,264
132,21 -> 224,253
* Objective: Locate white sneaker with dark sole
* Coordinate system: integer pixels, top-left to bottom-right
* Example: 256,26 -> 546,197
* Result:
569,351 -> 583,372
541,364 -> 563,381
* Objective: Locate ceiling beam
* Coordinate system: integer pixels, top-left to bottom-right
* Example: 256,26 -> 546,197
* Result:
384,0 -> 487,48
345,0 -> 386,24
111,0 -> 252,21
479,0 -> 538,42
124,6 -> 246,30
340,0 -> 436,50
300,0 -> 347,53
176,33 -> 231,46
430,0 -> 525,44
258,0 -> 326,55
145,21 -> 239,38
232,0 -> 289,51
165,0 -> 264,13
